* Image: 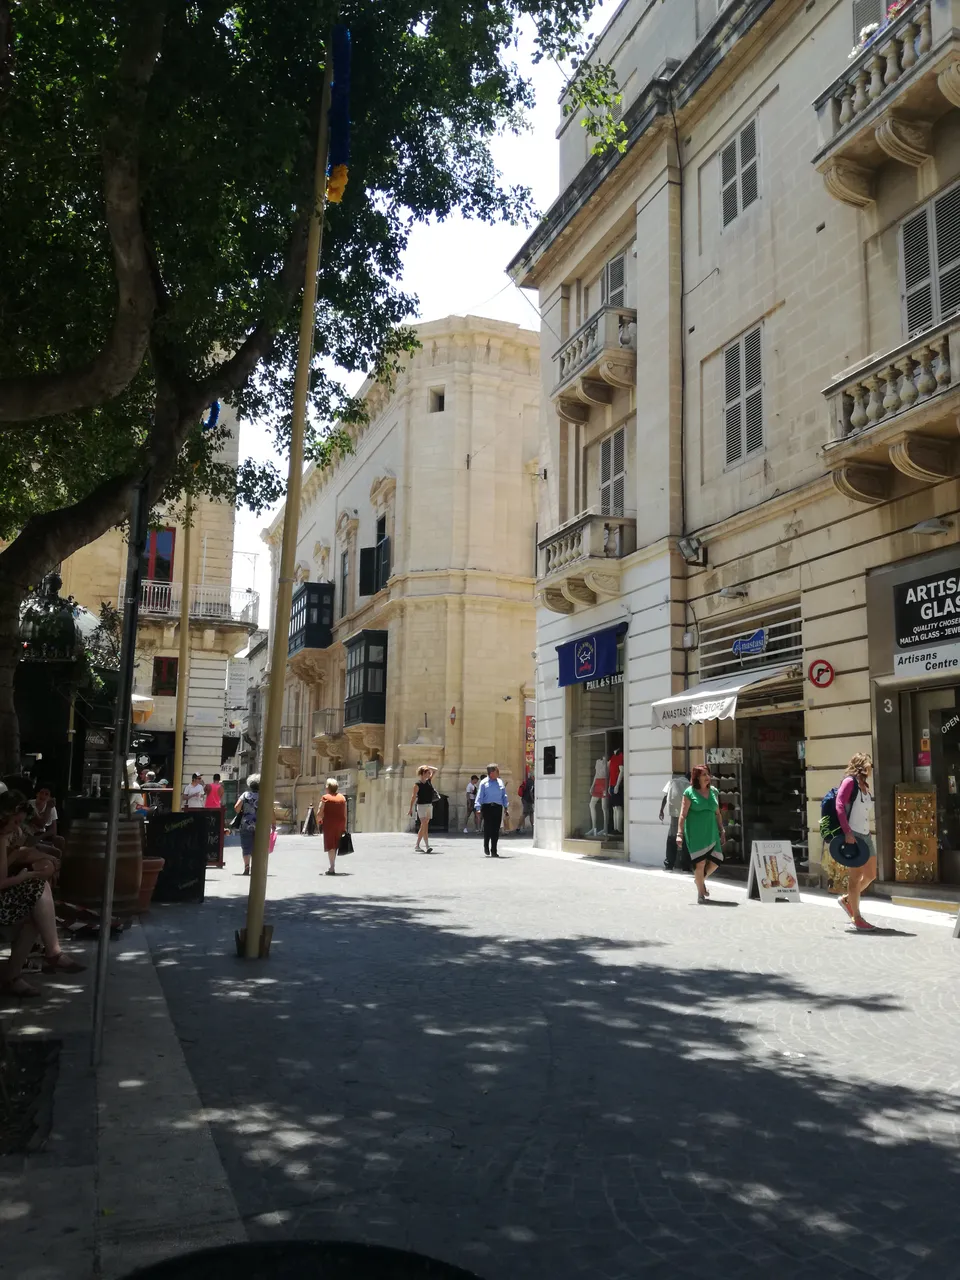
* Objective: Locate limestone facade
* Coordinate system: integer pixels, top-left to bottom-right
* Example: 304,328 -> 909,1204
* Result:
510,0 -> 960,890
263,315 -> 540,833
58,407 -> 258,790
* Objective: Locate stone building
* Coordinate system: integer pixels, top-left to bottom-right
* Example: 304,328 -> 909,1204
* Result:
262,315 -> 540,833
58,408 -> 259,792
509,0 -> 960,897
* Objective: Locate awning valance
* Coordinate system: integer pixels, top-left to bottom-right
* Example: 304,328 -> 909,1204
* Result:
650,664 -> 797,729
556,623 -> 626,688
131,694 -> 154,725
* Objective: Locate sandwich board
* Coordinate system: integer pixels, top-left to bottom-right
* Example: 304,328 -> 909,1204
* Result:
747,839 -> 801,904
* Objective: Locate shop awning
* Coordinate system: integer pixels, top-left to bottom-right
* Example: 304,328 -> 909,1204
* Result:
131,694 -> 154,725
650,664 -> 797,729
556,623 -> 627,688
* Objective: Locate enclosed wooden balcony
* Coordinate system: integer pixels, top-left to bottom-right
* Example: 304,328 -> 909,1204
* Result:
552,306 -> 637,425
537,511 -> 637,613
822,313 -> 960,502
813,1 -> 960,207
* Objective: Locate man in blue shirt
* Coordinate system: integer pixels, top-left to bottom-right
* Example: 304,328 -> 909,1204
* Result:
475,763 -> 509,858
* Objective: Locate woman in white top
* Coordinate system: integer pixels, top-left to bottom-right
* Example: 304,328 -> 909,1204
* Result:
835,752 -> 877,930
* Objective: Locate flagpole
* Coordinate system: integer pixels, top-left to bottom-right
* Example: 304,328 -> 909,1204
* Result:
242,49 -> 334,959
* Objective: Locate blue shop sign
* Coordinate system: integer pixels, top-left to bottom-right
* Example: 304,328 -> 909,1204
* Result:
557,624 -> 626,688
732,628 -> 767,659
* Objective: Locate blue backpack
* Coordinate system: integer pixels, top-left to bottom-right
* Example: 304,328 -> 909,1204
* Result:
820,779 -> 852,840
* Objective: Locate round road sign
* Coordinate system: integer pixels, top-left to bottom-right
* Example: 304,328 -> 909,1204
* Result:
808,658 -> 835,689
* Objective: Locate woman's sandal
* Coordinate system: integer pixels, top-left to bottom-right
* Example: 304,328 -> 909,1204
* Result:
42,953 -> 87,974
1,977 -> 41,998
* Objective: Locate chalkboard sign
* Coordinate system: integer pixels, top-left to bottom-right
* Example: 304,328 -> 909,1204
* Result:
147,812 -> 209,903
203,809 -> 224,867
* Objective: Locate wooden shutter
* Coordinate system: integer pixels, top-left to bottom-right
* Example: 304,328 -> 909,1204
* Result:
603,254 -> 625,307
376,535 -> 391,591
600,434 -> 612,512
739,120 -> 759,211
724,341 -> 743,465
720,139 -> 739,228
934,184 -> 960,323
743,327 -> 763,454
852,0 -> 884,39
901,207 -> 934,335
611,427 -> 625,515
358,546 -> 377,597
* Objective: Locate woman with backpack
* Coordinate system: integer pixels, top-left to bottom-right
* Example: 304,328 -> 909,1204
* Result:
234,773 -> 260,876
676,763 -> 726,904
831,752 -> 878,931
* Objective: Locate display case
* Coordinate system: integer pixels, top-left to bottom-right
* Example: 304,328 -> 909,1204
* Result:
707,746 -> 744,864
894,784 -> 938,883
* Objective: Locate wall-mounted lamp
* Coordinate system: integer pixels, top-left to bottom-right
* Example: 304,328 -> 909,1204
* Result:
678,534 -> 707,567
910,518 -> 952,535
718,586 -> 749,599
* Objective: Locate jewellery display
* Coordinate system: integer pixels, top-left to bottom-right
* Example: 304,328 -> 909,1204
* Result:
893,784 -> 938,883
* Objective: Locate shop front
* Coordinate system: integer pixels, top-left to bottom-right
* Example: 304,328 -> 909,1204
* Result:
557,624 -> 625,851
650,603 -> 806,872
868,550 -> 960,889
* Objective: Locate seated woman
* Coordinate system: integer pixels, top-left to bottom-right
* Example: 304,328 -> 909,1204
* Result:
0,791 -> 85,997
25,784 -> 66,856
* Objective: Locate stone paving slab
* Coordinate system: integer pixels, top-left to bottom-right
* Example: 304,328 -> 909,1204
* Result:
139,833 -> 960,1279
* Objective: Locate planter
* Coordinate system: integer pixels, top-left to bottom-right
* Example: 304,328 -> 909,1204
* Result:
57,818 -> 144,920
137,857 -> 166,913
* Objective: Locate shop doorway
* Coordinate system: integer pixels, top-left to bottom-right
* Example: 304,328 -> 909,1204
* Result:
901,685 -> 960,885
568,659 -> 624,844
739,711 -> 807,871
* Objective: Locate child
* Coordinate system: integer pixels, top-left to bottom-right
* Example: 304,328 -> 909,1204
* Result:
268,823 -> 278,854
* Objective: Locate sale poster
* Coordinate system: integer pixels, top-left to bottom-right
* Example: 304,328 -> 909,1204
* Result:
747,840 -> 801,903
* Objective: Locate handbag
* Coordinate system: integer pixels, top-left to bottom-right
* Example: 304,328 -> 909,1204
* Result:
229,811 -> 242,830
338,830 -> 354,855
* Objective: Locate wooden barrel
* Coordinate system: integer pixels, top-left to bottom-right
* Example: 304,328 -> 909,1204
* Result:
57,819 -> 144,919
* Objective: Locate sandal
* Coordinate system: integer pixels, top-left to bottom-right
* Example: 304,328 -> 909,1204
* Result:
324,869 -> 336,876
42,952 -> 87,974
838,895 -> 854,921
2,977 -> 41,998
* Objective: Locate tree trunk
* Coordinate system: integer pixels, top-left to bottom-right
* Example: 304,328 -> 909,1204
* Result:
0,581 -> 22,776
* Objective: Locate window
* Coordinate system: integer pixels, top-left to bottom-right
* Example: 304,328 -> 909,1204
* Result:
724,325 -> 764,466
140,528 -> 175,582
429,387 -> 445,413
601,253 -> 626,308
720,118 -> 759,229
359,519 -> 391,596
852,0 -> 884,40
900,183 -> 960,336
343,630 -> 389,726
339,549 -> 349,619
599,427 -> 625,516
152,657 -> 178,697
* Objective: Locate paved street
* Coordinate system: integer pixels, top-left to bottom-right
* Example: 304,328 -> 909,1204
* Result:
143,834 -> 960,1280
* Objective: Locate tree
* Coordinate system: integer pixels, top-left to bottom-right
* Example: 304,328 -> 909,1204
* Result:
0,0 -> 616,772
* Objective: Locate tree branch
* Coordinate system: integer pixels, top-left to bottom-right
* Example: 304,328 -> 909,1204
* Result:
0,6 -> 167,424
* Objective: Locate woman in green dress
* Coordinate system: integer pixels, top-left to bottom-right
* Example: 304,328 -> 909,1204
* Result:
676,764 -> 725,904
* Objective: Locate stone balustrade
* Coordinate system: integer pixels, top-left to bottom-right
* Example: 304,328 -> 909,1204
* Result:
552,306 -> 637,419
832,325 -> 955,438
537,512 -> 637,612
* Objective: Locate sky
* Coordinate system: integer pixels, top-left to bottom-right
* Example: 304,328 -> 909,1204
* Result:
231,6 -> 618,617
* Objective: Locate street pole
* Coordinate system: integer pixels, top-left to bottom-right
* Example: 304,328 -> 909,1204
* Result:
243,53 -> 333,959
91,474 -> 150,1066
172,493 -> 194,811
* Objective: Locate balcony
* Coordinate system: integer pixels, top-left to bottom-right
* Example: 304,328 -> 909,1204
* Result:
552,306 -> 637,425
813,1 -> 960,207
287,582 -> 334,684
821,313 -> 960,502
139,580 -> 259,627
312,707 -> 347,764
278,724 -> 301,772
537,510 -> 637,614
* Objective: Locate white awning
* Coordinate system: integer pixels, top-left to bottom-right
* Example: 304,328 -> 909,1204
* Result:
131,694 -> 154,724
650,664 -> 798,729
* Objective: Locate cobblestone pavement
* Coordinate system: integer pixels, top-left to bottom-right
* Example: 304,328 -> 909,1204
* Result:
143,833 -> 960,1280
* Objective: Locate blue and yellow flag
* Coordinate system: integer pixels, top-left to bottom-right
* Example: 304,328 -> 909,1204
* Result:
326,26 -> 351,204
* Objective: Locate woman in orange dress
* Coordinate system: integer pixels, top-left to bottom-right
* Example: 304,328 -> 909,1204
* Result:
318,778 -> 348,876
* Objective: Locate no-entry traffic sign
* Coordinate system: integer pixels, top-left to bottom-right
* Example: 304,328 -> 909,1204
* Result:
808,657 -> 835,689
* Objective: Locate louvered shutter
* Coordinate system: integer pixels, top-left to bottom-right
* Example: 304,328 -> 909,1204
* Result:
743,327 -> 763,454
901,208 -> 934,335
611,428 -> 625,516
604,254 -> 626,308
739,120 -> 759,211
358,547 -> 377,597
600,434 -> 612,513
724,342 -> 743,465
852,0 -> 884,39
934,184 -> 960,322
721,139 -> 739,228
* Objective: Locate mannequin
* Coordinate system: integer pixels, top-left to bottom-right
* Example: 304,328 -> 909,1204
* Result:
608,742 -> 624,835
588,755 -> 608,837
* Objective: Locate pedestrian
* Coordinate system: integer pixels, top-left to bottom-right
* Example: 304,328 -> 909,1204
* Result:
204,773 -> 224,809
520,775 -> 535,832
463,774 -> 480,833
475,763 -> 509,858
233,773 -> 260,876
408,765 -> 439,853
269,822 -> 278,854
182,773 -> 206,809
676,764 -> 725,904
659,770 -> 690,870
318,777 -> 348,875
830,752 -> 878,931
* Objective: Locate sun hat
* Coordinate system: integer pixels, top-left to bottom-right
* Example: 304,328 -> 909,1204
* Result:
829,831 -> 871,868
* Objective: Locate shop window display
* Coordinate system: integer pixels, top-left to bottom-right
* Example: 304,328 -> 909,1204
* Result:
569,641 -> 624,842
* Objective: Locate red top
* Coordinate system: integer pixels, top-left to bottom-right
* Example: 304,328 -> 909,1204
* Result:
319,792 -> 348,851
608,751 -> 623,789
205,782 -> 224,808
